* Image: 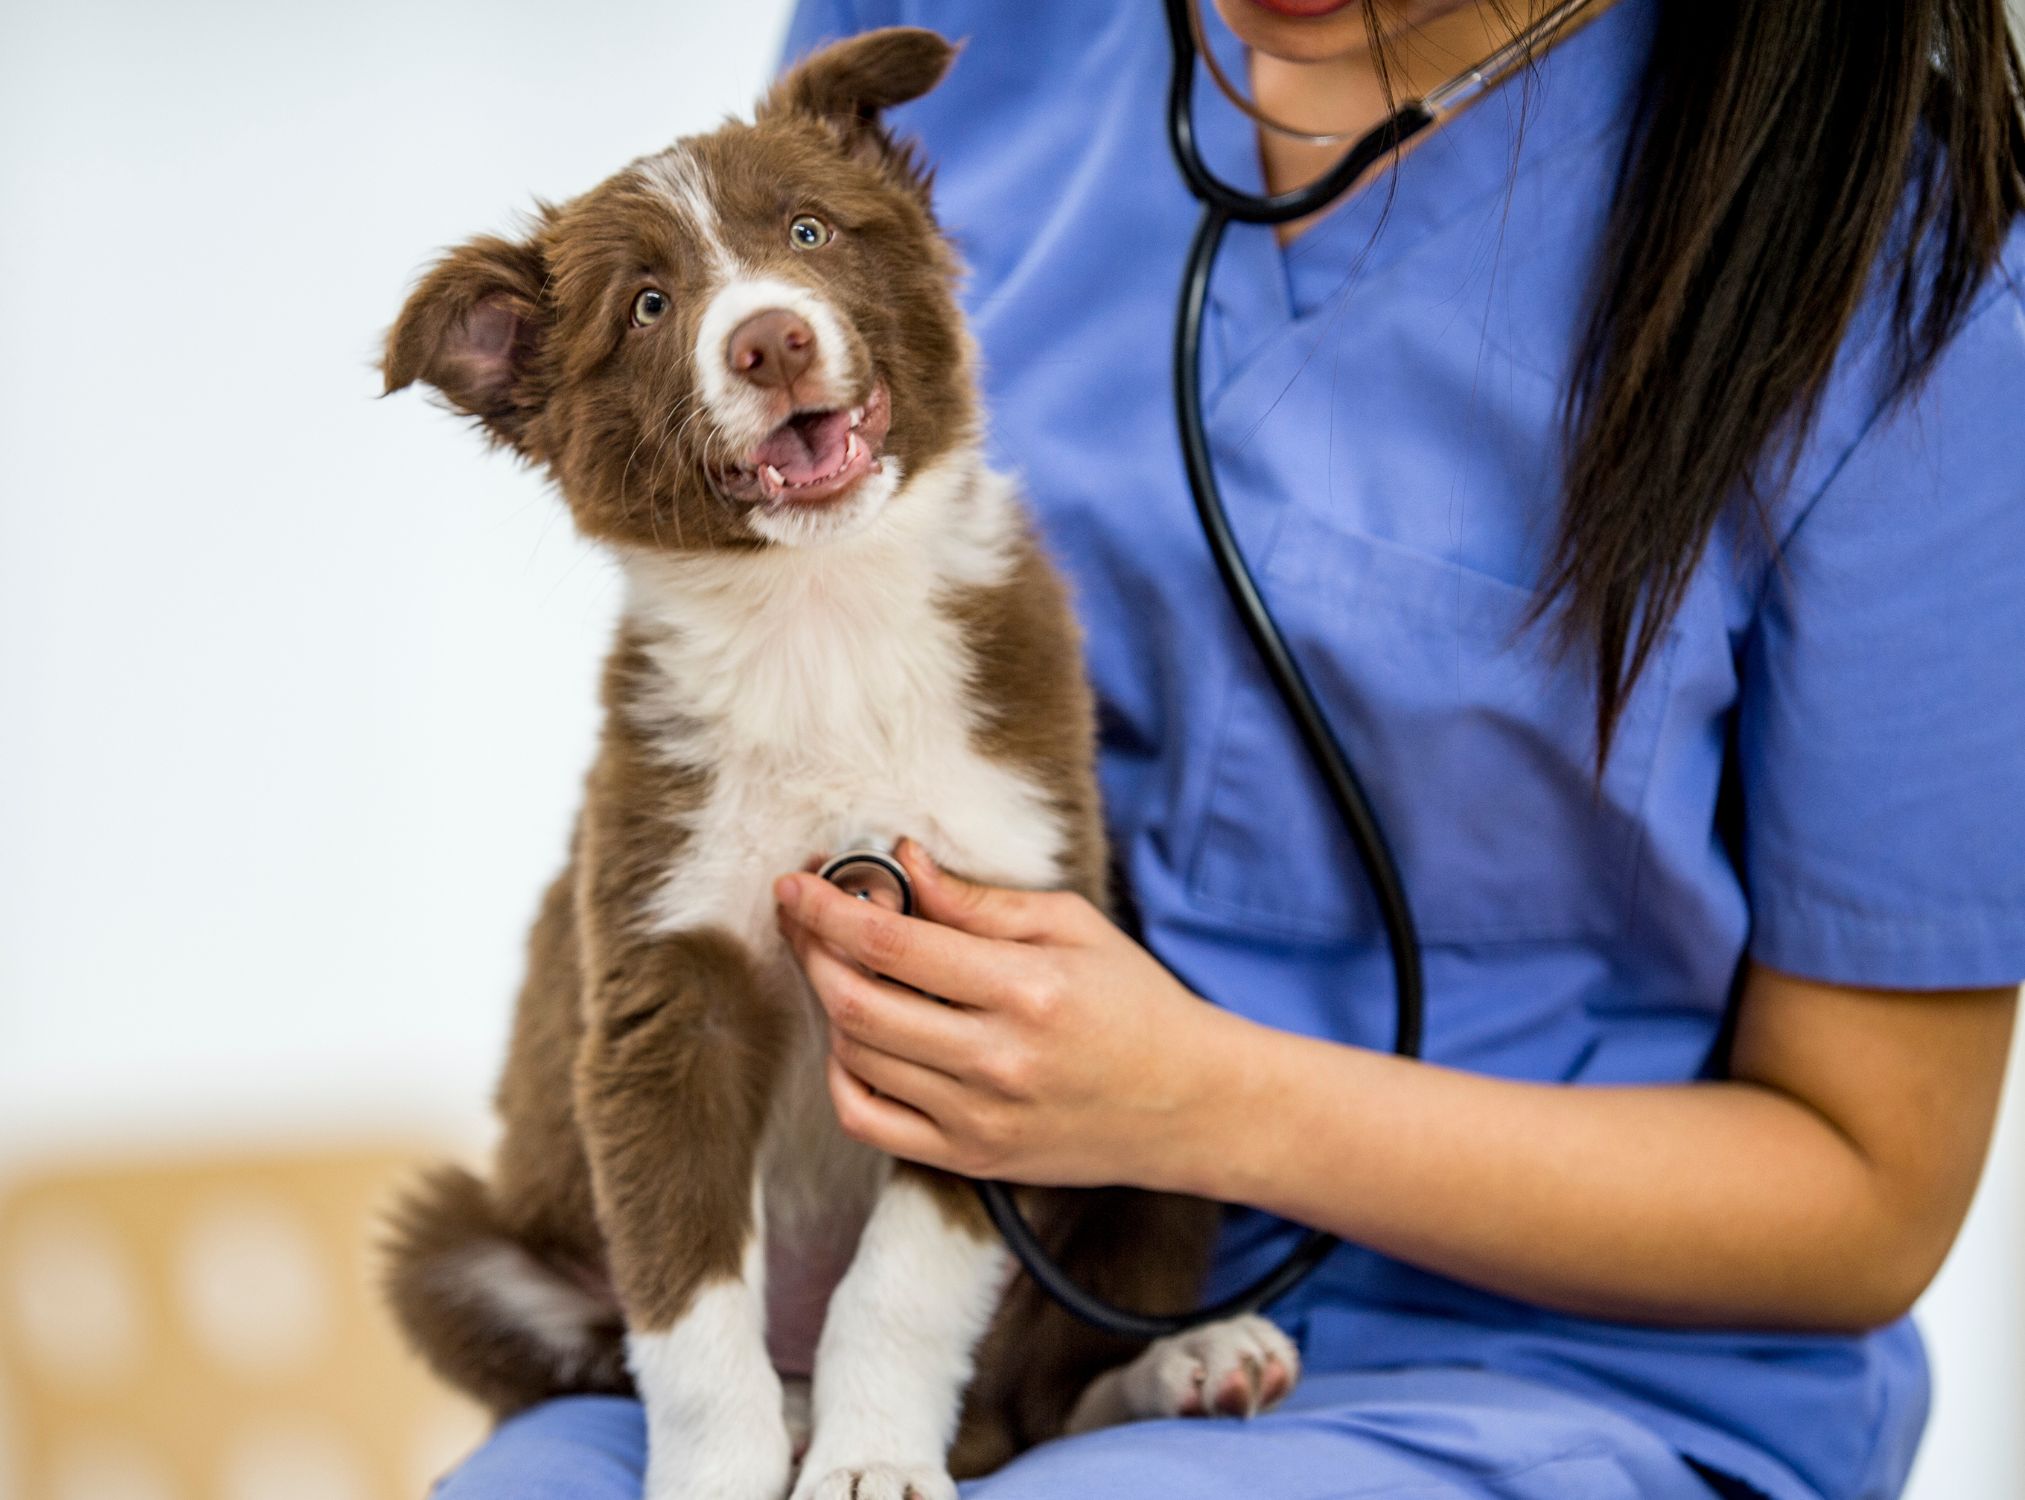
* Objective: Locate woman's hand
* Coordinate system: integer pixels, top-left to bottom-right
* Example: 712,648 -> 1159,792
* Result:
774,840 -> 1240,1189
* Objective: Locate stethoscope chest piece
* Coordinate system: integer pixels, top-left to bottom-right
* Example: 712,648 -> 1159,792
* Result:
817,847 -> 916,917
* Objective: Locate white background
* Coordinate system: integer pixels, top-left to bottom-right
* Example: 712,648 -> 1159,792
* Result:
1,2 -> 2019,1496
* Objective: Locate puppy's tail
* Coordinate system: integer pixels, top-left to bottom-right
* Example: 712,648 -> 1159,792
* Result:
382,1164 -> 630,1417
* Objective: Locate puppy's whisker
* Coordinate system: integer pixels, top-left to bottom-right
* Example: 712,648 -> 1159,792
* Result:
645,398 -> 715,549
638,413 -> 687,544
626,390 -> 700,544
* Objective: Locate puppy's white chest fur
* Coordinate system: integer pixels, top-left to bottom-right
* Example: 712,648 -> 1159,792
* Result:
624,458 -> 1066,944
620,457 -> 1067,1370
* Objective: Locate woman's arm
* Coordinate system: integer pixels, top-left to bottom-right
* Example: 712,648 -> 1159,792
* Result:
1200,960 -> 2014,1330
775,842 -> 2017,1333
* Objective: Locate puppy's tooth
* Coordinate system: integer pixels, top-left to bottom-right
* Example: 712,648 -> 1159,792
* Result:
846,432 -> 865,462
849,406 -> 863,428
762,464 -> 786,488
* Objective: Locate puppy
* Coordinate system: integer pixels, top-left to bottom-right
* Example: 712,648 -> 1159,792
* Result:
379,28 -> 1297,1500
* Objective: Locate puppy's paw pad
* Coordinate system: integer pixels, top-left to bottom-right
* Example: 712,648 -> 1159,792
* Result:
799,1463 -> 956,1500
1131,1313 -> 1300,1420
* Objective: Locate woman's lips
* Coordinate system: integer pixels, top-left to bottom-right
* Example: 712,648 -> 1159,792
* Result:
1246,0 -> 1362,16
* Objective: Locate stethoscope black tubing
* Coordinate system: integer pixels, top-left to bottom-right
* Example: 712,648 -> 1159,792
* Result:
969,0 -> 1430,1343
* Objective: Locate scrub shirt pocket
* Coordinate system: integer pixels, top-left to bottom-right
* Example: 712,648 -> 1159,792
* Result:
1185,506 -> 1674,946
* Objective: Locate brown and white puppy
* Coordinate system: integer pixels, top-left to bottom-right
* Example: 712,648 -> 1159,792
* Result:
379,28 -> 1297,1500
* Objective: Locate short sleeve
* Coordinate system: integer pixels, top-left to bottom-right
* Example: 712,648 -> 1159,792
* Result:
1739,277 -> 2025,989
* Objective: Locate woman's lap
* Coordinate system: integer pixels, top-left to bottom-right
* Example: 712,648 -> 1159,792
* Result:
433,1395 -> 647,1500
431,1368 -> 1717,1500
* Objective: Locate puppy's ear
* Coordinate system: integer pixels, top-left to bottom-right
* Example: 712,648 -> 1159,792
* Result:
764,27 -> 958,191
382,229 -> 548,446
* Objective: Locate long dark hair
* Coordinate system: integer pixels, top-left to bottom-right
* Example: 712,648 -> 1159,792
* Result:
1448,0 -> 2025,755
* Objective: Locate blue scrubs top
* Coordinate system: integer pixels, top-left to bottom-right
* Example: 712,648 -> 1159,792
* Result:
769,5 -> 2025,1498
768,2 -> 2025,1496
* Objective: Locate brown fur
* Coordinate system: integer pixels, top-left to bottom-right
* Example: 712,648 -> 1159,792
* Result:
382,38 -> 971,557
377,25 -> 1222,1479
949,538 -> 1113,907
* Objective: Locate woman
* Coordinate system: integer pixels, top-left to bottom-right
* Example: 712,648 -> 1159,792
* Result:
437,1 -> 2025,1496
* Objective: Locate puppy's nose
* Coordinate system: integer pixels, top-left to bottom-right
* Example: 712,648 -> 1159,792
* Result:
727,309 -> 816,389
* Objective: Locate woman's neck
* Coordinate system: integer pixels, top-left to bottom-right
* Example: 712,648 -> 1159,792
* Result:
1249,0 -> 1552,242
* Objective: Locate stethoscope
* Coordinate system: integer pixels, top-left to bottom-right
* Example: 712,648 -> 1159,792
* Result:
828,0 -> 1609,1343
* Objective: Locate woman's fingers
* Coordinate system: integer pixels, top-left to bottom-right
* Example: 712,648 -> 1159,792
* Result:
775,869 -> 1028,1006
788,923 -> 982,1076
897,839 -> 1087,943
825,1052 -> 956,1168
827,1025 -> 966,1117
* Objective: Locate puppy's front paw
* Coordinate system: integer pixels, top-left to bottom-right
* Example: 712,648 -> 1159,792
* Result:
794,1462 -> 956,1500
1125,1313 -> 1301,1419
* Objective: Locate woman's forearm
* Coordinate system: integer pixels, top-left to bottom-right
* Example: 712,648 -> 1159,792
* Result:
1177,1014 -> 1892,1329
1200,1035 -> 1886,1327
774,856 -> 2014,1335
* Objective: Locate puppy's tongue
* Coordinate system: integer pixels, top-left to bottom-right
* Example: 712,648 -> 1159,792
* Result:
753,409 -> 851,485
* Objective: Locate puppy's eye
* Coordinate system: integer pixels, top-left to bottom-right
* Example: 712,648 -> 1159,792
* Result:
788,215 -> 832,250
631,288 -> 669,327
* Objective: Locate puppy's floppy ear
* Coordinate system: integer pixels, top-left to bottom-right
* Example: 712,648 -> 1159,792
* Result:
764,27 -> 958,191
382,228 -> 548,446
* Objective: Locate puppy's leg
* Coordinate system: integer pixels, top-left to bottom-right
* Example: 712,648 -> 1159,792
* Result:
1063,1314 -> 1301,1431
792,1166 -> 1010,1500
948,1185 -> 1222,1471
576,925 -> 792,1500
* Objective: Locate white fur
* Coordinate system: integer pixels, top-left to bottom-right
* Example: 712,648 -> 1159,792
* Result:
1065,1315 -> 1303,1433
692,272 -> 863,455
619,449 -> 1066,1492
638,147 -> 735,278
450,1243 -> 608,1371
628,1213 -> 792,1500
800,1462 -> 956,1500
790,1173 -> 1012,1500
745,460 -> 905,549
624,452 -> 1063,956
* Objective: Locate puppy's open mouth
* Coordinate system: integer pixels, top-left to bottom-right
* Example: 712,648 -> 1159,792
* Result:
719,382 -> 892,507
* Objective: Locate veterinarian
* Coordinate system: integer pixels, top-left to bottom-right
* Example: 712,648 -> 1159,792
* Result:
438,1 -> 2025,1497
